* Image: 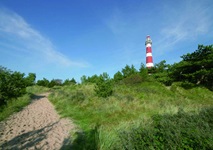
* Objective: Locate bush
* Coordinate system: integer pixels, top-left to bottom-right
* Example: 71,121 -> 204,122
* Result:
72,125 -> 100,150
123,74 -> 143,85
36,78 -> 50,87
153,72 -> 173,86
94,73 -> 113,98
69,90 -> 86,103
0,66 -> 27,106
119,107 -> 213,149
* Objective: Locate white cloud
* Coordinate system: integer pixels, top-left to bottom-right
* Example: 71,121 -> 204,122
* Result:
156,0 -> 213,53
0,8 -> 88,68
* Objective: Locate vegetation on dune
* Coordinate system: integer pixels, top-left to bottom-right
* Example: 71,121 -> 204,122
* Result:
0,67 -> 50,121
153,45 -> 213,90
0,44 -> 212,149
0,66 -> 36,121
0,94 -> 31,121
0,85 -> 50,121
49,80 -> 213,149
0,66 -> 36,106
119,107 -> 213,150
48,44 -> 213,149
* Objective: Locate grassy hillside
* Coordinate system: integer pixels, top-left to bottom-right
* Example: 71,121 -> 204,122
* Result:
48,81 -> 213,149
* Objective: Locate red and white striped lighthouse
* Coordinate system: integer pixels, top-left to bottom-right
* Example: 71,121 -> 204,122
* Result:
145,35 -> 154,68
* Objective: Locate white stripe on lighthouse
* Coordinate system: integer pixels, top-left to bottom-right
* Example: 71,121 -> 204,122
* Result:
146,53 -> 152,57
146,63 -> 154,67
146,43 -> 151,47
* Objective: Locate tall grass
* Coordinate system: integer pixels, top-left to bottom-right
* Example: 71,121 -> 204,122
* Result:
26,85 -> 50,94
119,107 -> 213,149
0,94 -> 31,121
48,82 -> 213,149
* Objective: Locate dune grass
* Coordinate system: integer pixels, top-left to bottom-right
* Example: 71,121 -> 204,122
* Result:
26,85 -> 51,94
0,94 -> 31,121
48,81 -> 213,149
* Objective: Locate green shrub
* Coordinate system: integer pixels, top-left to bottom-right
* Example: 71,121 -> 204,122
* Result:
72,125 -> 100,150
124,94 -> 134,102
26,85 -> 50,94
180,81 -> 196,89
0,94 -> 31,121
94,73 -> 113,98
123,74 -> 143,85
119,107 -> 213,149
70,90 -> 86,103
36,78 -> 50,87
0,66 -> 28,106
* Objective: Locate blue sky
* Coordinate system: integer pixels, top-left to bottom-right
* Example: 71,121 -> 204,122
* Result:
0,0 -> 213,82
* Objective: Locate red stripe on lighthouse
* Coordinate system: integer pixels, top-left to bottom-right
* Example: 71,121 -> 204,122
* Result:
146,47 -> 152,53
146,56 -> 153,62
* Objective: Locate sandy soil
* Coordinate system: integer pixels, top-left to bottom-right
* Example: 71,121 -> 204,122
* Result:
0,93 -> 75,150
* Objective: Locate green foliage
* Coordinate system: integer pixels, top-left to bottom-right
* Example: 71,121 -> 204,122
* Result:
153,72 -> 172,86
48,79 -> 62,88
67,90 -> 86,103
87,75 -> 100,84
123,74 -> 143,85
155,60 -> 169,72
119,107 -> 213,150
26,85 -> 50,94
80,74 -> 100,84
0,85 -> 50,121
81,75 -> 88,84
114,63 -> 150,84
0,66 -> 30,106
63,78 -> 77,85
0,94 -> 31,121
139,63 -> 148,78
37,78 -> 75,87
49,81 -> 213,150
113,71 -> 123,82
151,60 -> 173,85
37,78 -> 50,87
149,45 -> 213,89
94,72 -> 113,98
37,78 -> 62,88
122,64 -> 138,78
170,45 -> 213,90
72,125 -> 100,150
25,73 -> 36,86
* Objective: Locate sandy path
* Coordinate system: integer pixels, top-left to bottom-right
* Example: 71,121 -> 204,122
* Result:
0,93 -> 75,150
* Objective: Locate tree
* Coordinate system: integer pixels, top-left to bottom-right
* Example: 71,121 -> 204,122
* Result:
63,78 -> 77,85
87,75 -> 99,83
25,73 -> 36,86
81,75 -> 87,84
37,78 -> 50,87
48,79 -> 60,87
170,44 -> 213,89
139,63 -> 148,78
0,66 -> 11,105
113,71 -> 123,82
63,79 -> 70,86
94,72 -> 113,98
152,61 -> 173,86
70,78 -> 77,84
0,66 -> 27,106
122,64 -> 137,78
155,60 -> 168,73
